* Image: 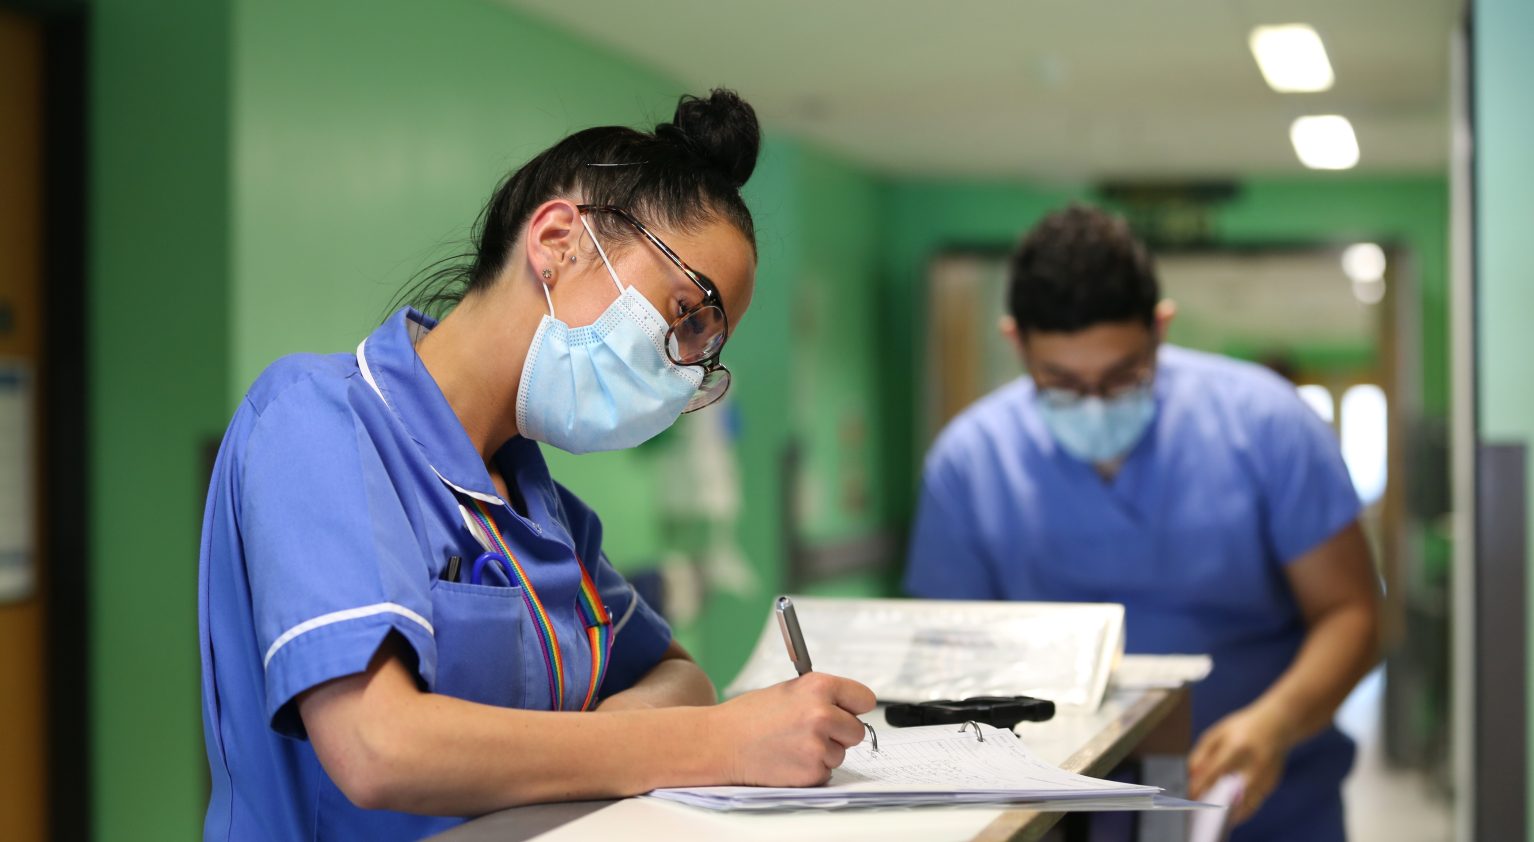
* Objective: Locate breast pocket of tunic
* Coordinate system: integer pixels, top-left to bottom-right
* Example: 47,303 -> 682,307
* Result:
429,579 -> 532,710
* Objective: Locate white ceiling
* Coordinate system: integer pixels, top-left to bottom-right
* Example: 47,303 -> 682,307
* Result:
501,0 -> 1461,180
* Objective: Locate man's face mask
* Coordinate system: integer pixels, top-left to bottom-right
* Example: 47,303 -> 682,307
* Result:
1024,332 -> 1159,465
1034,381 -> 1156,464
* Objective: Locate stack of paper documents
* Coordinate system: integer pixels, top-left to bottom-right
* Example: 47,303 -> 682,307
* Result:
1111,654 -> 1214,689
649,723 -> 1159,811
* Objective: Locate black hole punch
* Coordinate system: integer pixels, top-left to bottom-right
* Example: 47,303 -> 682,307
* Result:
885,695 -> 1056,729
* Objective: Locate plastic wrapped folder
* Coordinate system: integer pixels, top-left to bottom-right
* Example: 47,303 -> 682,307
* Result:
724,597 -> 1125,711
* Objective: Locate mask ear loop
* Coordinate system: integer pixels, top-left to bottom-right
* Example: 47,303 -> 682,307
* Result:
579,214 -> 627,296
540,281 -> 555,317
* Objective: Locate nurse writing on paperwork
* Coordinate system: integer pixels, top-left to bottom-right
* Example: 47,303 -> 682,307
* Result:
198,89 -> 874,841
904,206 -> 1381,842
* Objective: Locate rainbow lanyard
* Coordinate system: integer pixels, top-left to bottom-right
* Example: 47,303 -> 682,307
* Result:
465,499 -> 612,711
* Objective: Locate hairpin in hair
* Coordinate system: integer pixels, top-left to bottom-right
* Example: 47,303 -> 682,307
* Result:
584,161 -> 647,167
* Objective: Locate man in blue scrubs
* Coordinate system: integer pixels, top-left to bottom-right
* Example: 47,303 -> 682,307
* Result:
904,206 -> 1380,841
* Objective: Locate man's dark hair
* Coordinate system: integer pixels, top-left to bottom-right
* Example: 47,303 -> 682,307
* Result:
1006,204 -> 1159,334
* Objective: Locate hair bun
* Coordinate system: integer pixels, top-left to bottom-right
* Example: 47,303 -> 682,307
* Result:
660,88 -> 760,189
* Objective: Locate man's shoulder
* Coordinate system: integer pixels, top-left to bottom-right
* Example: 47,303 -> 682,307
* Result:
1162,345 -> 1304,411
1159,346 -> 1328,460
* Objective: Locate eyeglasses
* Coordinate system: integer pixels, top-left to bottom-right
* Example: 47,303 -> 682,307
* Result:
1032,349 -> 1157,409
577,204 -> 731,413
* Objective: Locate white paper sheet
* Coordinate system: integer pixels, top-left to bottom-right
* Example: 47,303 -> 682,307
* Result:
649,722 -> 1158,811
1111,654 -> 1214,689
1188,773 -> 1244,842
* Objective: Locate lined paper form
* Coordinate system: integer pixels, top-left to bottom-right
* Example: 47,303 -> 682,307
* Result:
649,723 -> 1160,810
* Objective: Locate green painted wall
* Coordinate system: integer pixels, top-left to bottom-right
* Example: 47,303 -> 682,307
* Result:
791,147 -> 892,541
881,175 -> 1450,521
689,137 -> 802,680
1472,0 -> 1534,826
693,138 -> 893,679
90,0 -> 231,837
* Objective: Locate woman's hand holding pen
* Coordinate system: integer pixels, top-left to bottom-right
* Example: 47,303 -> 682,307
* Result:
708,672 -> 876,787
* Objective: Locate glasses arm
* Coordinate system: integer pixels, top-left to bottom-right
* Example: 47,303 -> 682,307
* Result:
577,204 -> 721,305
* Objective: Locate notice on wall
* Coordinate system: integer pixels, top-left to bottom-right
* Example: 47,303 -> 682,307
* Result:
0,360 -> 35,603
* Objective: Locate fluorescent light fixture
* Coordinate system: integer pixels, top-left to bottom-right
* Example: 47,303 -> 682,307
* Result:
1249,24 -> 1335,92
1341,243 -> 1386,283
1290,115 -> 1360,170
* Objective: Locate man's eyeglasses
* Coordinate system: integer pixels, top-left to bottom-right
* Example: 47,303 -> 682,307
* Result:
1032,348 -> 1157,409
1036,373 -> 1154,410
577,204 -> 731,413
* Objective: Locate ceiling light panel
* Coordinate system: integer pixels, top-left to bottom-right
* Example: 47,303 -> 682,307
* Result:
1291,115 -> 1360,170
1250,24 -> 1335,93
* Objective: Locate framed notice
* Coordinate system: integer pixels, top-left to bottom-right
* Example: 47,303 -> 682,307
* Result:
0,360 -> 34,602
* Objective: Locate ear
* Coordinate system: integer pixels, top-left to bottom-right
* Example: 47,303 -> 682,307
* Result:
523,199 -> 583,290
999,315 -> 1026,359
1154,299 -> 1177,342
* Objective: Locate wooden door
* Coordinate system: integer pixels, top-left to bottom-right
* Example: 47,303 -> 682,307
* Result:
0,11 -> 47,842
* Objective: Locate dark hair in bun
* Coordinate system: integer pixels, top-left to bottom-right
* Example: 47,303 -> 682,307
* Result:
398,88 -> 762,317
661,89 -> 760,189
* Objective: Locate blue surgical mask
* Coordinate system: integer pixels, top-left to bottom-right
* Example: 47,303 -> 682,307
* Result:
1035,383 -> 1156,465
515,217 -> 703,454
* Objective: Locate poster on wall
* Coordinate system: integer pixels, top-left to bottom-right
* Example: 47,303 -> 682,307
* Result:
0,360 -> 34,603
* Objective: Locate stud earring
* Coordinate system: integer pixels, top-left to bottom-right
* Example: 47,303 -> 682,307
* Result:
541,268 -> 553,280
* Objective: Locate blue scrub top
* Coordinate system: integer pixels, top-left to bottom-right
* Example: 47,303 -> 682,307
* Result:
198,308 -> 673,841
904,345 -> 1361,842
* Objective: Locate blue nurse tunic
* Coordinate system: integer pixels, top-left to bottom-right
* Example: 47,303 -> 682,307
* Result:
198,308 -> 673,841
904,345 -> 1362,842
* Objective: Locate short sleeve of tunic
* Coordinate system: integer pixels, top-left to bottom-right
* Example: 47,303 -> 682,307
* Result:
239,375 -> 438,737
1246,382 -> 1364,565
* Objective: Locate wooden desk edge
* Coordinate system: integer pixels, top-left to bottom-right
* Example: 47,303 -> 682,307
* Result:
972,687 -> 1191,842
